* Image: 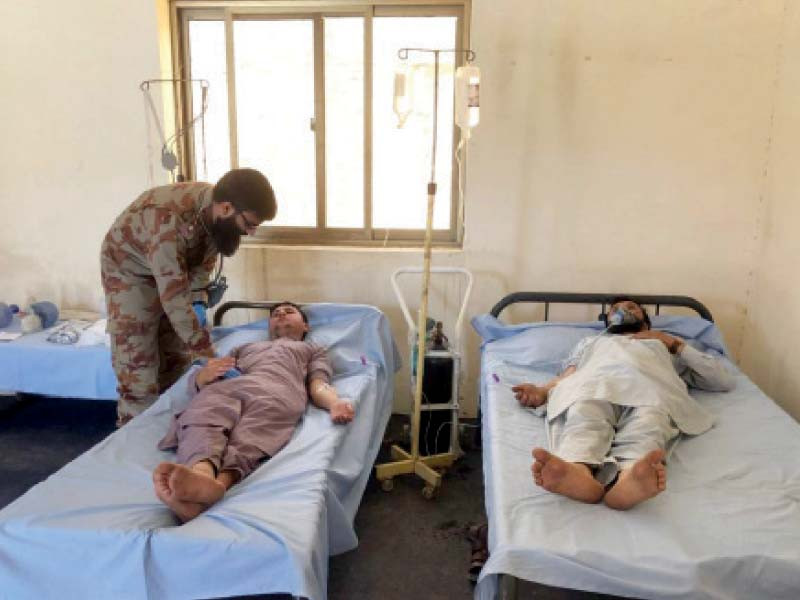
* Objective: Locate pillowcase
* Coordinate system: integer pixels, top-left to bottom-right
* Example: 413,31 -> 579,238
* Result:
211,306 -> 375,377
472,313 -> 730,359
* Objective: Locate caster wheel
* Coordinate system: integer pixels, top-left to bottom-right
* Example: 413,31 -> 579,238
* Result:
422,485 -> 438,500
381,478 -> 394,492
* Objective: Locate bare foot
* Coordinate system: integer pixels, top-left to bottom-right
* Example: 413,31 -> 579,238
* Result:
153,462 -> 176,500
152,462 -> 208,522
531,448 -> 604,503
169,463 -> 226,505
604,449 -> 666,510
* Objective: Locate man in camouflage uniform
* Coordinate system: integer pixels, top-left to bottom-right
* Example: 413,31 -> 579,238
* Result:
101,168 -> 277,426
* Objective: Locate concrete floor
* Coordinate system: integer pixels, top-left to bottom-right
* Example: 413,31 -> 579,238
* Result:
0,395 -> 630,600
0,394 -> 118,508
328,419 -> 627,600
328,431 -> 486,600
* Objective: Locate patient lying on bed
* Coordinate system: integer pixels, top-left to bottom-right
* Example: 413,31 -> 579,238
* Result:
153,301 -> 355,522
512,297 -> 733,510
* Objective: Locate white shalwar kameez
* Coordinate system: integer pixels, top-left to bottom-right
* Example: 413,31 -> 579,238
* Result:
537,335 -> 733,484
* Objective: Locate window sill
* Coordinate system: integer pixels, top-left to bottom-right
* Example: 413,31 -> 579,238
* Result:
240,238 -> 464,252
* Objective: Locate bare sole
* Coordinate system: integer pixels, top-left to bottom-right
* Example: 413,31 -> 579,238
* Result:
532,448 -> 604,504
153,462 -> 209,522
604,449 -> 666,510
169,463 -> 226,505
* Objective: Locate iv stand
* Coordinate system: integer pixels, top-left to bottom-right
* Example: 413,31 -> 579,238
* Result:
375,47 -> 475,499
140,78 -> 210,184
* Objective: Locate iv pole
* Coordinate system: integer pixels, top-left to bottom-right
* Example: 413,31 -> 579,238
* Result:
375,47 -> 475,499
140,78 -> 210,184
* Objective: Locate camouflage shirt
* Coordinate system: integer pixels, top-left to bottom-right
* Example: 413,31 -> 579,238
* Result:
102,182 -> 218,353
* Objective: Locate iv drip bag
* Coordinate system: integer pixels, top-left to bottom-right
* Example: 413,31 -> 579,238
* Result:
393,63 -> 413,128
455,64 -> 480,136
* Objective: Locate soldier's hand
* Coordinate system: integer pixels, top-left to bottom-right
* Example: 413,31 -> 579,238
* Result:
196,357 -> 237,387
198,345 -> 216,360
512,383 -> 548,408
192,302 -> 208,327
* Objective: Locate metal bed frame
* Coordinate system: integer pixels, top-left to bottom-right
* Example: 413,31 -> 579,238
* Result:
490,292 -> 713,322
483,292 -> 713,600
213,300 -> 285,327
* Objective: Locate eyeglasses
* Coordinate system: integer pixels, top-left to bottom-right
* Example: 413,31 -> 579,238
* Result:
236,210 -> 261,233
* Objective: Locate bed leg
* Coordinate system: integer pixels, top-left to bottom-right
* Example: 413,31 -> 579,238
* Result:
498,573 -> 518,600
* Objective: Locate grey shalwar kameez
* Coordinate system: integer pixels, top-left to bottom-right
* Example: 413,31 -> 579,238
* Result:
158,338 -> 332,480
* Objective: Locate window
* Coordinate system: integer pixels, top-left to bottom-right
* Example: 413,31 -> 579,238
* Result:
173,1 -> 470,246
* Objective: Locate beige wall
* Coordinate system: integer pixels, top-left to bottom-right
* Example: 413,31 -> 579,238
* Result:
740,2 -> 800,420
0,0 -> 163,312
1,1 -> 795,418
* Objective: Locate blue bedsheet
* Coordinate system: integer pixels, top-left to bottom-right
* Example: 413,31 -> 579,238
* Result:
0,304 -> 400,600
472,315 -> 800,600
0,317 -> 117,399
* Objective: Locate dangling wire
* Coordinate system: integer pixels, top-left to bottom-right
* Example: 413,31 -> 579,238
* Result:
143,91 -> 155,187
142,86 -> 169,184
200,84 -> 208,181
163,83 -> 210,180
455,135 -> 466,243
139,79 -> 210,183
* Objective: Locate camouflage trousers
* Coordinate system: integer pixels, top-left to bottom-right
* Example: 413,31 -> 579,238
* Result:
102,268 -> 196,428
107,311 -> 194,427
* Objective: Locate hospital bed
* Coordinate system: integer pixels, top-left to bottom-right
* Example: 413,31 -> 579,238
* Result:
0,316 -> 117,399
0,302 -> 400,600
0,305 -> 266,401
473,292 -> 800,600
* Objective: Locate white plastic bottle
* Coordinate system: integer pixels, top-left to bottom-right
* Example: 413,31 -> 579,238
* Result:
454,64 -> 480,135
393,64 -> 413,128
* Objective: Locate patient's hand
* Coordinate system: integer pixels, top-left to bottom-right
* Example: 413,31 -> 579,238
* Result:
512,384 -> 548,408
631,330 -> 685,354
196,357 -> 237,388
330,399 -> 355,424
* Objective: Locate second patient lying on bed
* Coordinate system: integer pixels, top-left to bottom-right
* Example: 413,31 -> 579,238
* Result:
153,302 -> 355,522
512,297 -> 733,510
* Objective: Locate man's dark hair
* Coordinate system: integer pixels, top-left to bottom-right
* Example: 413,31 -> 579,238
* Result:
271,301 -> 308,324
606,296 -> 652,328
213,168 -> 277,221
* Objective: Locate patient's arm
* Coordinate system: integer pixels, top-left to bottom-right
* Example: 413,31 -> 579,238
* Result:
309,378 -> 355,424
632,330 -> 734,392
673,344 -> 735,391
512,366 -> 576,408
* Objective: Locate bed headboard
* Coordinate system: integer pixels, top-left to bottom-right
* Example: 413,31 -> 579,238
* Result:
490,292 -> 714,323
213,300 -> 286,327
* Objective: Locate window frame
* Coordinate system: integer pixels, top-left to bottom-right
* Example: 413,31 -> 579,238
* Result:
170,0 -> 471,247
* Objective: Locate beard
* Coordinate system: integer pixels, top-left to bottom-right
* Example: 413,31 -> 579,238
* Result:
210,215 -> 242,257
607,320 -> 646,334
607,308 -> 647,334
